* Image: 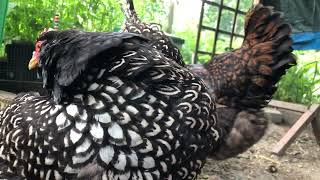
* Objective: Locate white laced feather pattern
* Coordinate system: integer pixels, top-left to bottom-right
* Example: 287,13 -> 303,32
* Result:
0,31 -> 219,179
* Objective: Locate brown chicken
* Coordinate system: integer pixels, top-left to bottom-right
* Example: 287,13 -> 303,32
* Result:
189,4 -> 296,158
191,4 -> 296,109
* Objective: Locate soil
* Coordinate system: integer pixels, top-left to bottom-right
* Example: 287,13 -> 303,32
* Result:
200,123 -> 320,180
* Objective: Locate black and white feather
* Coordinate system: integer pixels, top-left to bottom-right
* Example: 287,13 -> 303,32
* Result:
0,30 -> 220,179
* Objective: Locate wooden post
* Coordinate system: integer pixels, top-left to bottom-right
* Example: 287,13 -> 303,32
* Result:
272,104 -> 320,156
268,100 -> 308,113
166,0 -> 174,34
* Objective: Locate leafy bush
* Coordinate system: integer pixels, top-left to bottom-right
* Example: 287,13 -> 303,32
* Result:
175,27 -> 197,64
0,0 -> 167,55
274,51 -> 320,105
4,0 -> 119,42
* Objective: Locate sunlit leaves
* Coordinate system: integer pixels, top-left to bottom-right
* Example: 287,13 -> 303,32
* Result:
3,0 -> 167,42
274,51 -> 320,105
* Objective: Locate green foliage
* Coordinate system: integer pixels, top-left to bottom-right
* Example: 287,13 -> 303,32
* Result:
0,0 -> 167,57
175,28 -> 196,64
1,0 -> 166,50
274,51 -> 320,105
133,0 -> 167,28
4,0 -> 122,42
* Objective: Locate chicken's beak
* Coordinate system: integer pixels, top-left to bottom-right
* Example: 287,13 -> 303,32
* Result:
28,53 -> 39,70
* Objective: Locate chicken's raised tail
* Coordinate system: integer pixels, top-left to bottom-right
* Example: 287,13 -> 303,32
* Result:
121,0 -> 139,23
239,4 -> 296,108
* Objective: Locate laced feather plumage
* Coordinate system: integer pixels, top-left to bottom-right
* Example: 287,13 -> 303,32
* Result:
0,30 -> 219,179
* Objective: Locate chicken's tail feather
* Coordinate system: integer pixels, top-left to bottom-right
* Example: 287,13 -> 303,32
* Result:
238,4 -> 296,108
121,0 -> 139,23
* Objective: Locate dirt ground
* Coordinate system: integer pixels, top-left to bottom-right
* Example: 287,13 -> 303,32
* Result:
200,123 -> 320,180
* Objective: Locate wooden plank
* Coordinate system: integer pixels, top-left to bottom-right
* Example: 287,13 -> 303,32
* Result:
272,104 -> 320,156
0,79 -> 42,84
0,90 -> 16,110
268,100 -> 308,113
312,108 -> 320,145
0,90 -> 16,99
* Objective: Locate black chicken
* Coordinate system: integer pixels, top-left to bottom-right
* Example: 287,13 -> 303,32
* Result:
0,30 -> 221,179
121,1 -> 296,158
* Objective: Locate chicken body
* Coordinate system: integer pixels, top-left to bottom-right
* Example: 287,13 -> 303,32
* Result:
190,4 -> 296,109
0,31 -> 219,179
189,4 -> 296,158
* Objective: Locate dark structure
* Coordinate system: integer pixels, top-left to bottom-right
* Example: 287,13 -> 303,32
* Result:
0,42 -> 41,93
